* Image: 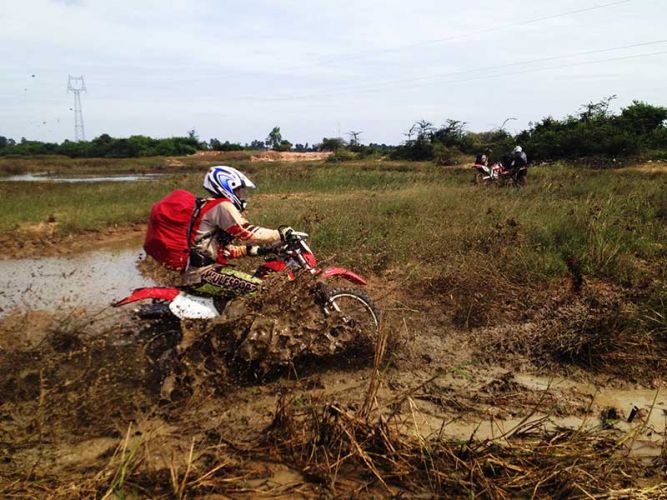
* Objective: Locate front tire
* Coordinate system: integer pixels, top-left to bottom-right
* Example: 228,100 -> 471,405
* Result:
322,287 -> 380,349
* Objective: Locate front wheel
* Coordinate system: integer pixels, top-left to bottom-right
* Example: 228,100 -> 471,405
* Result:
321,287 -> 380,351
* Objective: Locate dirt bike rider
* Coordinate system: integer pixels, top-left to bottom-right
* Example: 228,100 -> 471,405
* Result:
506,145 -> 528,180
181,166 -> 294,298
475,147 -> 492,167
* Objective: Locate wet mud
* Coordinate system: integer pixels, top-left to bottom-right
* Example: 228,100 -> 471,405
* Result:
0,250 -> 665,497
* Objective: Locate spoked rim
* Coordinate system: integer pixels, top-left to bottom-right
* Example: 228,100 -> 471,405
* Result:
325,289 -> 380,348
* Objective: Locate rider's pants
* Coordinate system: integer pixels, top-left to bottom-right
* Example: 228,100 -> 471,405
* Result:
188,266 -> 262,299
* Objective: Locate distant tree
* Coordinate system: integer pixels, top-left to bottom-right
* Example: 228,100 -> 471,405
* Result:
275,139 -> 292,152
249,139 -> 265,150
579,95 -> 617,123
390,120 -> 435,160
266,126 -> 283,150
0,136 -> 8,149
433,119 -> 467,147
217,141 -> 245,151
319,137 -> 346,152
415,121 -> 434,141
617,100 -> 667,136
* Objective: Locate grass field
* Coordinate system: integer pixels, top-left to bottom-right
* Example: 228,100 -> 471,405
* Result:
0,151 -> 255,176
2,160 -> 665,286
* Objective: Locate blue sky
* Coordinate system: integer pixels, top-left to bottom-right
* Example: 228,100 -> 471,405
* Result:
1,0 -> 665,145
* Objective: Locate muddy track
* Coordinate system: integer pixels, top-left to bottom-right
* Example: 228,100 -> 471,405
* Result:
1,256 -> 665,496
2,303 -> 664,496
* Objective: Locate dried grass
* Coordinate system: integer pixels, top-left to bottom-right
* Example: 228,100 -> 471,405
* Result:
1,312 -> 665,497
263,385 -> 665,498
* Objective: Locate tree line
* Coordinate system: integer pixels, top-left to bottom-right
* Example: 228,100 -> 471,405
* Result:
391,98 -> 667,163
1,99 -> 665,162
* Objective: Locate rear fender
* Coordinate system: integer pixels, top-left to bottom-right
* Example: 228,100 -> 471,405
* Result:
113,287 -> 179,307
321,267 -> 368,286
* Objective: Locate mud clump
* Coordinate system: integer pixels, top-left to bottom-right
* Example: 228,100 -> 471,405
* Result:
0,313 -> 155,437
0,311 -> 55,351
171,274 -> 377,395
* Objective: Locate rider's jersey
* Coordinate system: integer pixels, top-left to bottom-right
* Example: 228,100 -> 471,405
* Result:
510,151 -> 528,169
182,199 -> 280,285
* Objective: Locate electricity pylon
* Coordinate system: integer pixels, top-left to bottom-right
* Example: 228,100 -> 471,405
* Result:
67,75 -> 86,141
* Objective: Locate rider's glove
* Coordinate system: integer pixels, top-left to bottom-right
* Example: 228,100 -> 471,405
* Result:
279,225 -> 295,242
246,245 -> 260,257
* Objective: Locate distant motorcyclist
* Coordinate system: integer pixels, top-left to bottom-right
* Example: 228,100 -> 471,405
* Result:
475,147 -> 492,166
182,166 -> 293,298
506,146 -> 528,183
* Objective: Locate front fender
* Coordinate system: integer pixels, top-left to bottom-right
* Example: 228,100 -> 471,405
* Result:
321,267 -> 368,286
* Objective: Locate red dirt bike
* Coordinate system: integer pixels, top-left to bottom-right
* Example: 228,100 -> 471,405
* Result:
473,162 -> 527,186
114,231 -> 380,337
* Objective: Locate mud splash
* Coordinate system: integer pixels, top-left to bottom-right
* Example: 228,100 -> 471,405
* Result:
158,274 -> 379,400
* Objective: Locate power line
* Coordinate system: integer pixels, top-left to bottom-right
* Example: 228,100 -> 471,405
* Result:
254,40 -> 667,102
423,50 -> 667,92
286,0 -> 634,71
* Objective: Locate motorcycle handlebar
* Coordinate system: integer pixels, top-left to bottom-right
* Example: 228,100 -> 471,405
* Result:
288,230 -> 309,241
260,231 -> 309,256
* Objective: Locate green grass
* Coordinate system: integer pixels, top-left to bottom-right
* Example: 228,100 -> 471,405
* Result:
0,177 -> 189,232
0,151 -> 255,176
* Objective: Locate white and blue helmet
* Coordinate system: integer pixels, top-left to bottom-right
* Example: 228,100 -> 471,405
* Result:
203,166 -> 256,212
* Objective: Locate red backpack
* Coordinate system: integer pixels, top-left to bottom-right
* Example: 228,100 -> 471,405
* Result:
144,190 -> 197,270
144,190 -> 229,270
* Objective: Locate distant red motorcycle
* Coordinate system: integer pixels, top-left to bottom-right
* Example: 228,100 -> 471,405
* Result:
473,162 -> 527,186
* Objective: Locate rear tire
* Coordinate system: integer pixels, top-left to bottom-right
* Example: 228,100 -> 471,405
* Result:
141,316 -> 181,367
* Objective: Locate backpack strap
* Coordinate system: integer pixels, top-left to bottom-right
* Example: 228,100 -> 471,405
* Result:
187,197 -> 230,246
186,198 -> 206,247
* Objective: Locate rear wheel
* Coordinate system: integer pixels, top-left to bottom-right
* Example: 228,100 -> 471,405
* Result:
140,314 -> 181,367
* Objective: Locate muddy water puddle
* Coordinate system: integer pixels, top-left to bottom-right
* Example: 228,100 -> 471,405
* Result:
0,247 -> 153,316
410,373 -> 666,460
514,374 -> 667,432
1,172 -> 167,183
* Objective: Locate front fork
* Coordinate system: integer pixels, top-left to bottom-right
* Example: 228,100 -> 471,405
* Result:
313,282 -> 339,316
